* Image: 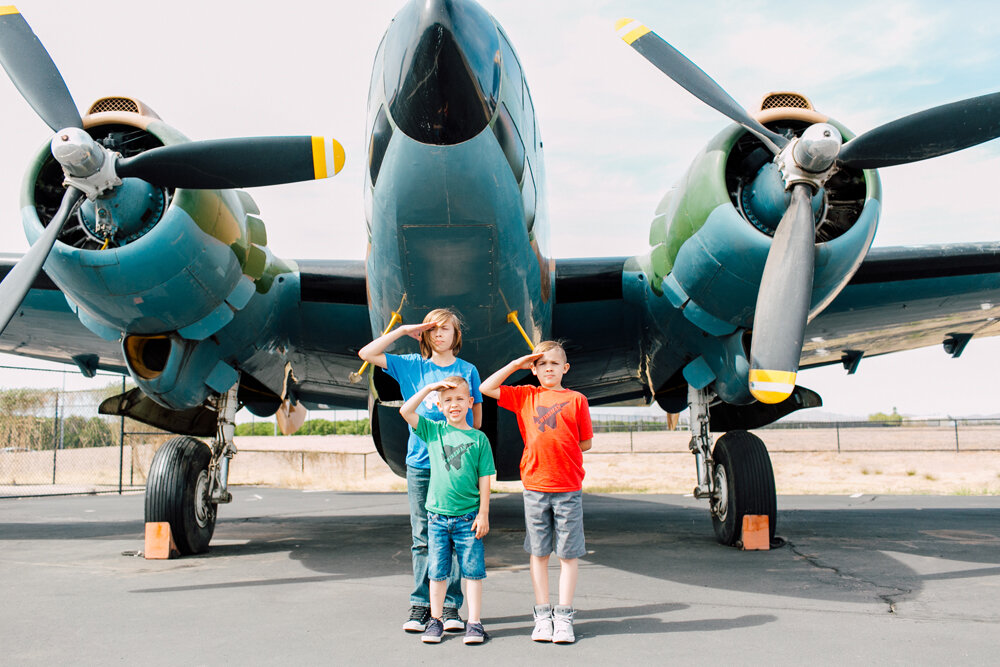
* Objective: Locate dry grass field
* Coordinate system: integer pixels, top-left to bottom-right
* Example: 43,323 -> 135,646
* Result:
3,428 -> 999,496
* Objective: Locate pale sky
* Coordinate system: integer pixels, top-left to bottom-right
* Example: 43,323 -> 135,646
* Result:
1,0 -> 998,417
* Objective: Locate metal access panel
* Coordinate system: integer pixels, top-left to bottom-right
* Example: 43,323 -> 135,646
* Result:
401,225 -> 497,309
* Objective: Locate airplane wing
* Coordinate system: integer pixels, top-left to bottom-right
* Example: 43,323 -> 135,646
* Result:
1,254 -> 373,411
802,242 -> 1000,368
551,257 -> 647,406
289,259 -> 371,410
0,253 -> 126,374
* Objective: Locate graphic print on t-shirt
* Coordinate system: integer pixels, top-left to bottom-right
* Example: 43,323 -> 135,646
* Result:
533,401 -> 570,432
442,441 -> 474,471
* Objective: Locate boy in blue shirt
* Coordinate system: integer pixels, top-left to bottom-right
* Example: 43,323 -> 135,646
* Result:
358,308 -> 483,632
400,376 -> 495,644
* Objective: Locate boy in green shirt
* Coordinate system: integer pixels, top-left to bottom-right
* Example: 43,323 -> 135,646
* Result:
400,376 -> 496,645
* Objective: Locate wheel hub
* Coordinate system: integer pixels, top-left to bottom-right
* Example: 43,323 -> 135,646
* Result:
193,469 -> 214,528
711,463 -> 729,521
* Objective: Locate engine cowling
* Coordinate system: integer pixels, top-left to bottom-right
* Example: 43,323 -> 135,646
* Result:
637,94 -> 882,405
21,98 -> 295,410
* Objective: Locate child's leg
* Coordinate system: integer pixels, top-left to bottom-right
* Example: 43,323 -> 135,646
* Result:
465,579 -> 483,623
429,579 -> 448,620
427,512 -> 453,620
529,554 -> 550,604
558,557 -> 578,607
454,510 -> 486,623
523,490 -> 555,605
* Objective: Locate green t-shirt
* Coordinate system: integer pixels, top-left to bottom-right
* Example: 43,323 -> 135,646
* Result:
416,416 -> 496,516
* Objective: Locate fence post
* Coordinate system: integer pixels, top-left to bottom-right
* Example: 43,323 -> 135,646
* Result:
953,419 -> 960,453
836,421 -> 841,454
119,375 -> 125,494
629,425 -> 633,453
51,391 -> 59,484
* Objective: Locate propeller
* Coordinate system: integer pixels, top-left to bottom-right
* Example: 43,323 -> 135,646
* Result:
0,188 -> 84,334
747,184 -> 814,404
614,18 -> 788,154
0,8 -> 81,131
0,8 -> 345,336
617,17 -> 1000,403
838,92 -> 1000,169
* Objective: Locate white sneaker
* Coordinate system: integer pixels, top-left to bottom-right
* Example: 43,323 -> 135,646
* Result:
552,605 -> 575,644
532,604 -> 553,642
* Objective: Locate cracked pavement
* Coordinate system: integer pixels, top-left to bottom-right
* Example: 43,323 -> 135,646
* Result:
2,491 -> 998,663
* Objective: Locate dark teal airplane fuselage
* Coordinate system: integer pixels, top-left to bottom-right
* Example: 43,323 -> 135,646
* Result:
366,0 -> 549,377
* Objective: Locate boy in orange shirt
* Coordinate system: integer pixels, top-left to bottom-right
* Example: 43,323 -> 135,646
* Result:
480,341 -> 592,644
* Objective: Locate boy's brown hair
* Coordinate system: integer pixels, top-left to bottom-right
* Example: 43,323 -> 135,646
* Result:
532,339 -> 567,363
419,308 -> 463,358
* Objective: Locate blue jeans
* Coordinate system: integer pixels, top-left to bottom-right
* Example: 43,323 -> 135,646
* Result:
428,511 -> 486,580
407,466 -> 463,608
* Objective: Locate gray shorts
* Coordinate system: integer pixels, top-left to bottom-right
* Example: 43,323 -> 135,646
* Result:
522,489 -> 586,560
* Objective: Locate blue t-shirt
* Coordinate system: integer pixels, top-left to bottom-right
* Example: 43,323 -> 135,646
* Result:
385,353 -> 483,469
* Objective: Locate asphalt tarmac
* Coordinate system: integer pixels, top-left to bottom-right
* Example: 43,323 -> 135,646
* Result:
2,490 -> 999,665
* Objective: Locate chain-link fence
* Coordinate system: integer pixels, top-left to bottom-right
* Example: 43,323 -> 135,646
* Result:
589,415 -> 1000,453
0,368 -> 172,498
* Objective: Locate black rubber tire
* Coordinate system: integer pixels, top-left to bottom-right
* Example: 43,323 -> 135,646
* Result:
145,436 -> 216,555
711,430 -> 776,546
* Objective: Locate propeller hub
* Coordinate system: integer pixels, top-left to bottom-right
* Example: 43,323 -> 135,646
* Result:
792,123 -> 842,172
50,127 -> 104,177
776,124 -> 842,194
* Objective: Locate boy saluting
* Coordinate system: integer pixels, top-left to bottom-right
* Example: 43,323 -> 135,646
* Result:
400,376 -> 495,645
480,341 -> 593,644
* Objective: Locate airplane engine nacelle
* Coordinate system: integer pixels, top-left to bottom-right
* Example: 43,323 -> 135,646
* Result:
20,99 -> 293,409
643,103 -> 881,339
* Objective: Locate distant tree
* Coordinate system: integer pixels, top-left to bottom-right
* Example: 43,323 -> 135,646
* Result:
868,407 -> 903,425
234,422 -> 277,436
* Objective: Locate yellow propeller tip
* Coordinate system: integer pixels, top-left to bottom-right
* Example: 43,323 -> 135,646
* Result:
0,6 -> 21,16
311,136 -> 346,179
615,18 -> 651,44
748,369 -> 796,404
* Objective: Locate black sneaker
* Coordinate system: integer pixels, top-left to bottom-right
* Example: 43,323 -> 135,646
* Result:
463,621 -> 489,644
442,606 -> 465,632
403,605 -> 430,633
422,617 -> 444,644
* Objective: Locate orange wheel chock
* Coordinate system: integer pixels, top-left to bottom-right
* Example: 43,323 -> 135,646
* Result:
144,522 -> 179,559
740,515 -> 770,551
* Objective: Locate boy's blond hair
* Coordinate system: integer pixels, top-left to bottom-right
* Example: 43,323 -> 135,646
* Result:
532,339 -> 567,362
419,308 -> 464,358
439,375 -> 471,395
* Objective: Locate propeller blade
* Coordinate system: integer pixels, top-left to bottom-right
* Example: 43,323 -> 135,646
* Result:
615,18 -> 788,154
748,183 -> 815,404
0,188 -> 84,335
116,136 -> 346,189
839,92 -> 1000,169
0,8 -> 81,131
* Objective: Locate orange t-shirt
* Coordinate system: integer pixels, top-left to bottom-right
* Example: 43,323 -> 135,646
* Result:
498,385 -> 593,492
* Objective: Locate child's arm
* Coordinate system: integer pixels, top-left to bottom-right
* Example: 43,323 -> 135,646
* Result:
579,439 -> 593,452
472,475 -> 491,539
358,321 -> 435,369
399,379 -> 455,428
472,403 -> 483,429
479,352 -> 543,399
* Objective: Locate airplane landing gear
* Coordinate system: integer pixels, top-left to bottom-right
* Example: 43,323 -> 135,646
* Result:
688,386 -> 777,546
144,383 -> 238,555
710,430 -> 776,545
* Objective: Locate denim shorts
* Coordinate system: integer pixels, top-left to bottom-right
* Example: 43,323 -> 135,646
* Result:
428,511 -> 486,581
522,489 -> 586,559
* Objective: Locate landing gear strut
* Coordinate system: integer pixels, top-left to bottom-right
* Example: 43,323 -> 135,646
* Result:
144,382 -> 239,554
688,386 -> 777,546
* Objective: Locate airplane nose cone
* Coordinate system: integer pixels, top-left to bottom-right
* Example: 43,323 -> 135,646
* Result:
384,0 -> 500,145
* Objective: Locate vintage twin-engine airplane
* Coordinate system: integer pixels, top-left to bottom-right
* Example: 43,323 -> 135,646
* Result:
2,0 -> 999,553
